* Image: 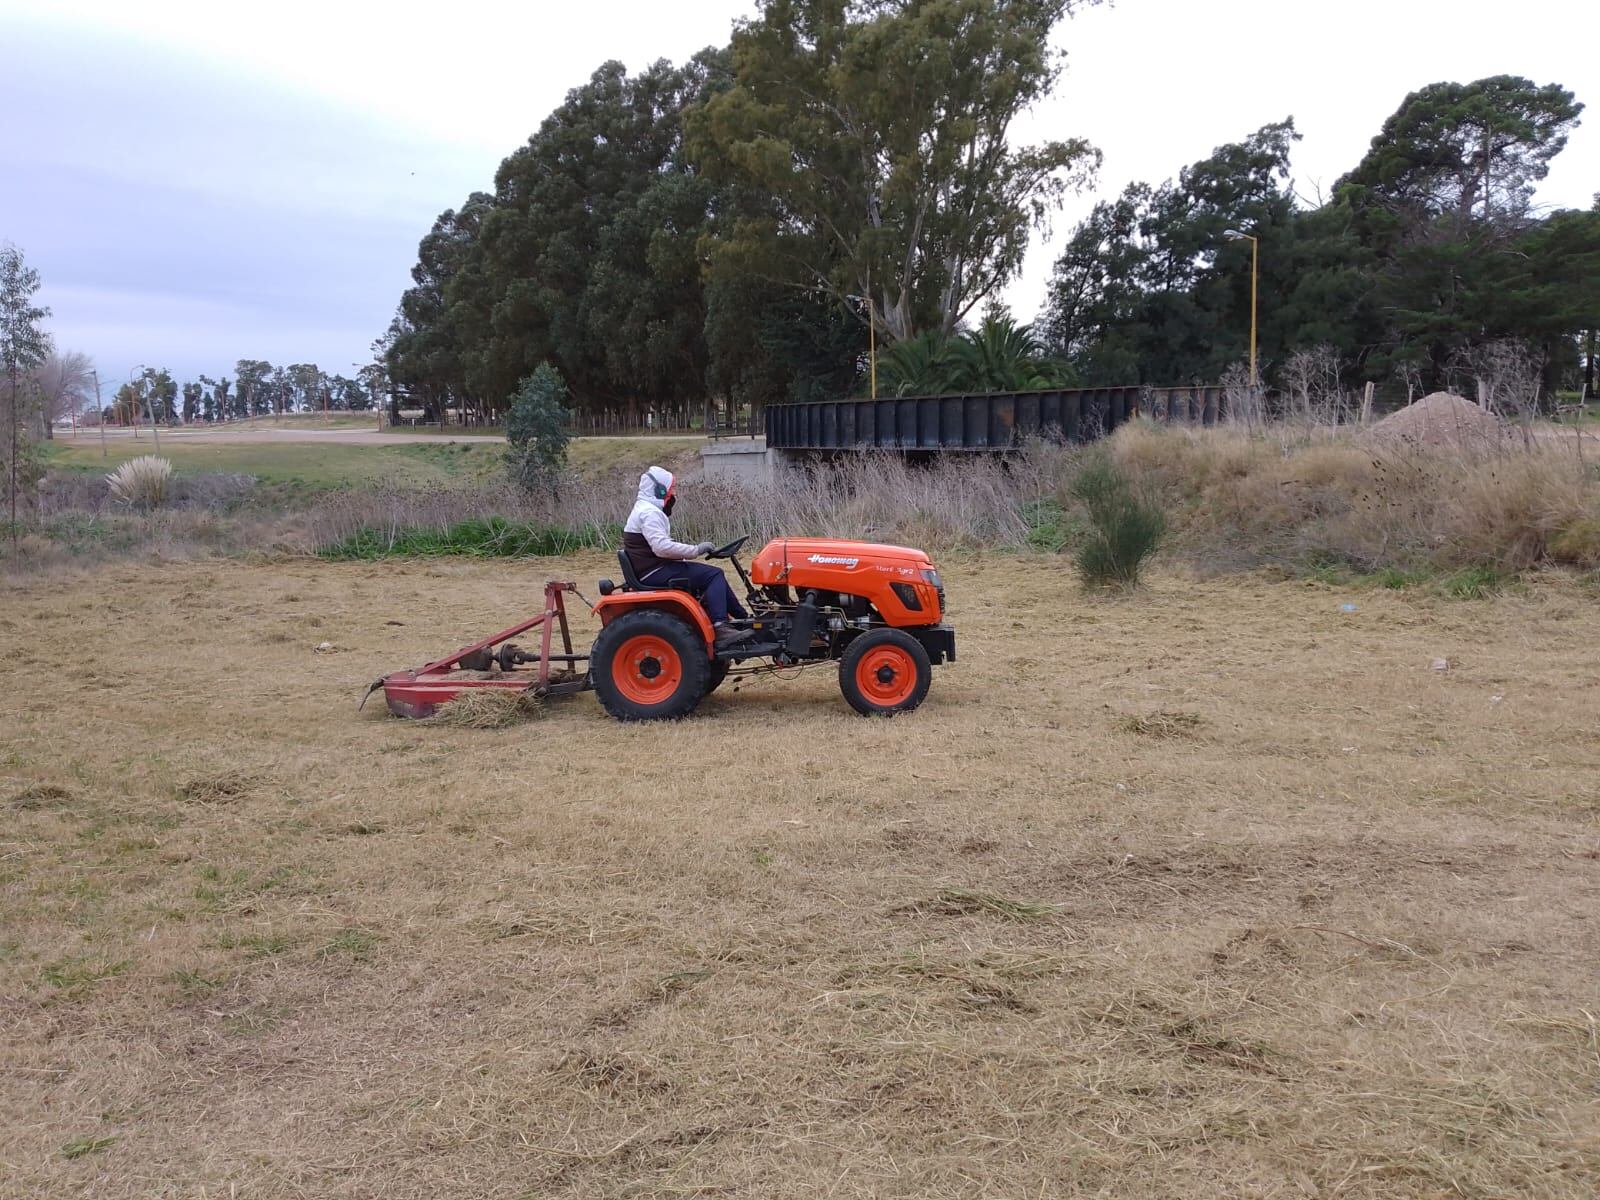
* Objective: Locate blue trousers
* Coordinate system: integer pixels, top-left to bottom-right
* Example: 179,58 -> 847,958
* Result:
641,561 -> 748,624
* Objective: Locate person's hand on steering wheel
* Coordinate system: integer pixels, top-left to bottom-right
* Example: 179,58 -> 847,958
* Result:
694,541 -> 716,557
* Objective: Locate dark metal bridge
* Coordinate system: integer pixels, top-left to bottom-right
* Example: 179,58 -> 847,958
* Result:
765,386 -> 1225,452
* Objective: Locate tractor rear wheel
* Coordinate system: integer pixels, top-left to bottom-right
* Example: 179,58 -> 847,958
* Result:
706,658 -> 731,695
592,609 -> 711,721
839,628 -> 931,717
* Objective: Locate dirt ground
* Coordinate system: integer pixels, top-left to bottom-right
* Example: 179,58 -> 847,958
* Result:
2,554 -> 1598,1198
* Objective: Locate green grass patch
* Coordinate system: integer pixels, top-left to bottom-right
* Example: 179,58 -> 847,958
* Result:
1371,566 -> 1430,590
168,968 -> 224,998
1301,557 -> 1476,594
213,931 -> 298,959
1438,565 -> 1510,599
42,956 -> 131,996
318,517 -> 613,560
318,929 -> 382,961
42,435 -> 703,492
61,1136 -> 117,1160
44,439 -> 503,491
193,863 -> 304,911
1021,498 -> 1078,552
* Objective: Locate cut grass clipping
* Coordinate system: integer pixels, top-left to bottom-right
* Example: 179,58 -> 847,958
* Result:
430,688 -> 544,728
1069,453 -> 1165,589
1117,710 -> 1204,738
319,516 -> 610,560
903,888 -> 1061,921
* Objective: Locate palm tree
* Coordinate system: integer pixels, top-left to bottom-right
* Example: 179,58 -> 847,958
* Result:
876,314 -> 1074,396
877,330 -> 958,396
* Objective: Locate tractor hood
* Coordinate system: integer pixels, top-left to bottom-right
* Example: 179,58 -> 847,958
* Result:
750,538 -> 935,588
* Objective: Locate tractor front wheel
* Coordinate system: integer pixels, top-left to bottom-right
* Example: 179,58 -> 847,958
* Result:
592,610 -> 711,721
839,629 -> 931,717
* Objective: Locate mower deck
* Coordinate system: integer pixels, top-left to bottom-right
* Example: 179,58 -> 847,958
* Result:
366,581 -> 590,719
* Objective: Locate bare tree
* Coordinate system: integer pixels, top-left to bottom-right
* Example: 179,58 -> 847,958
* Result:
1281,344 -> 1350,428
32,350 -> 94,439
1220,361 -> 1264,434
1397,358 -> 1425,405
1456,339 -> 1544,449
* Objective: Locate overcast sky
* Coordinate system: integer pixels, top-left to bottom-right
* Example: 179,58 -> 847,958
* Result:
3,0 -> 1595,388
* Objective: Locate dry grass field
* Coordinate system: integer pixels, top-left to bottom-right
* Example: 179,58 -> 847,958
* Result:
3,553 -> 1598,1198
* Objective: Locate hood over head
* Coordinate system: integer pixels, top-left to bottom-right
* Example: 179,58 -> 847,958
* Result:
636,466 -> 675,510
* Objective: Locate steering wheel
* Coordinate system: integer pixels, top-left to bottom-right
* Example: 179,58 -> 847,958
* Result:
707,535 -> 749,559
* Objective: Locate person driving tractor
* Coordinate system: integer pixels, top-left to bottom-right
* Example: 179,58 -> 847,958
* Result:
624,466 -> 753,648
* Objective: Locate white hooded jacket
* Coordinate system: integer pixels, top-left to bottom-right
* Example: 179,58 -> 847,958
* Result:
623,467 -> 701,567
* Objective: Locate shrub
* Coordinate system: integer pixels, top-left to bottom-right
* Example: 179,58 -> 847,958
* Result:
505,365 -> 571,491
1067,453 -> 1165,589
105,455 -> 173,510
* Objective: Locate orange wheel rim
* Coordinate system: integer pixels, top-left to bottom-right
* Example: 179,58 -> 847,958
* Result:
613,634 -> 684,705
855,645 -> 917,707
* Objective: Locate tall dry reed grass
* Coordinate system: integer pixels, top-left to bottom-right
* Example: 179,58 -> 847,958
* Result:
12,423 -> 1600,582
1108,422 -> 1600,575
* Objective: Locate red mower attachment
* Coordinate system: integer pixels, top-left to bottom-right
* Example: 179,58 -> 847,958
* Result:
363,581 -> 592,719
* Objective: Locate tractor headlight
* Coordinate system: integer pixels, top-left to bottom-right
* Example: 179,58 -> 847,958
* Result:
920,568 -> 944,614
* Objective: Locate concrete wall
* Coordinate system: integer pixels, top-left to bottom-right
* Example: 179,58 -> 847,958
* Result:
700,437 -> 785,485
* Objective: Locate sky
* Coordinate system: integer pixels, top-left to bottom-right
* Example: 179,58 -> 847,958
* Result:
2,0 -> 1596,390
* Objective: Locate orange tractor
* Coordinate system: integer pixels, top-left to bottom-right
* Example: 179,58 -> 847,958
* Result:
372,536 -> 955,720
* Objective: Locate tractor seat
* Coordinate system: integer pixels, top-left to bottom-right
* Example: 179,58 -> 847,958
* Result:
616,550 -> 644,591
613,550 -> 689,595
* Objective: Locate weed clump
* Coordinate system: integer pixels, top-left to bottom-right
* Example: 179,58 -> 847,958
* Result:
1068,453 -> 1165,589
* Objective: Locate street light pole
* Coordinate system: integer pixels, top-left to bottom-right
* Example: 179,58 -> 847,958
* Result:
93,370 -> 106,458
847,292 -> 878,399
127,366 -> 143,442
129,365 -> 161,453
868,294 -> 877,400
1225,230 -> 1259,388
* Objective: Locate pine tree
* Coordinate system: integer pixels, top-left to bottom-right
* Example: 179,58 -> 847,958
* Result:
0,245 -> 53,546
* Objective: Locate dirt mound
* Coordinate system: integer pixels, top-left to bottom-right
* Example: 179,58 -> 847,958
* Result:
1369,391 -> 1507,448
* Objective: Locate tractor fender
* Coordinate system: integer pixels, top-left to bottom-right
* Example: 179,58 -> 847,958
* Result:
592,591 -> 715,652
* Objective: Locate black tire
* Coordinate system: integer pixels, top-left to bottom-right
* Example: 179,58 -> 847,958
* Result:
591,609 -> 711,721
706,658 -> 731,695
838,628 -> 932,717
